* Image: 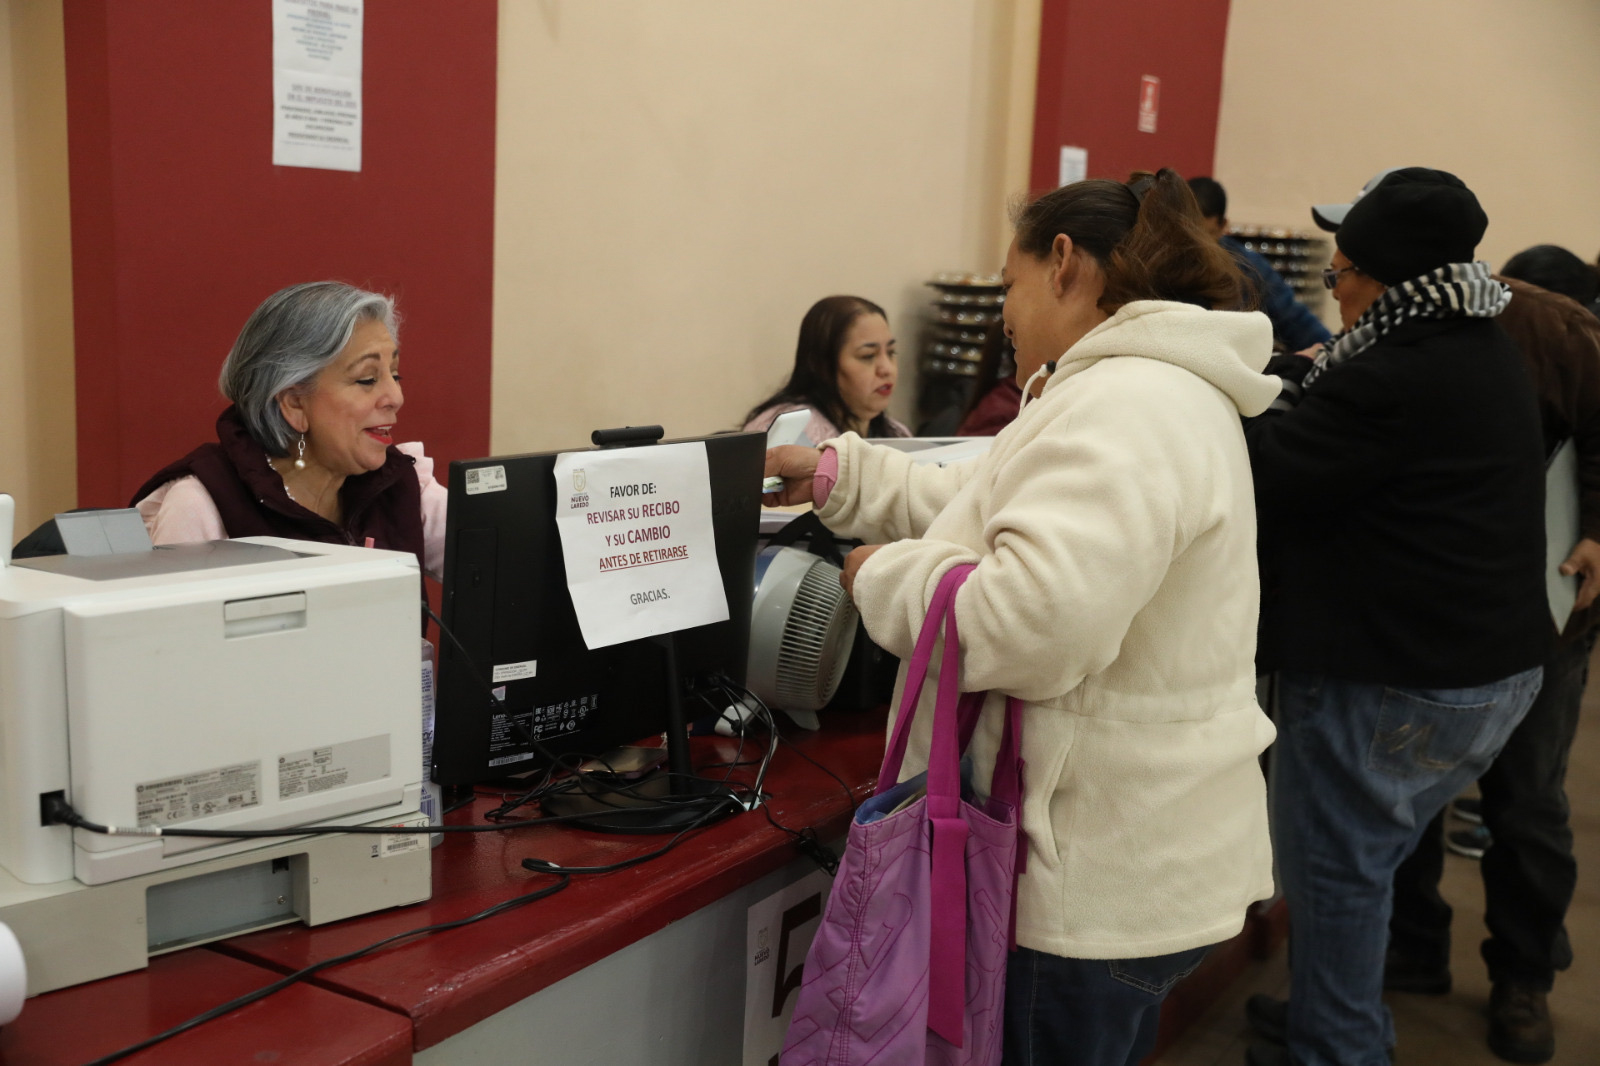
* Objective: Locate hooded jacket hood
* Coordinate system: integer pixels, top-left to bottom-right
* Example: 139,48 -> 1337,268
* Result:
1045,300 -> 1281,417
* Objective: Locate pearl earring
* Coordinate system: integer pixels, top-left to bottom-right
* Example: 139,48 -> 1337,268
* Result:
294,433 -> 307,470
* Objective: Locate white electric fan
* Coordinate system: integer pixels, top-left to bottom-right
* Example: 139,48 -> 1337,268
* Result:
744,545 -> 859,729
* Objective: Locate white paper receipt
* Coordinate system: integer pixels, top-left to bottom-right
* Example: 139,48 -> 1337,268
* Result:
464,465 -> 507,495
552,441 -> 730,649
492,659 -> 538,683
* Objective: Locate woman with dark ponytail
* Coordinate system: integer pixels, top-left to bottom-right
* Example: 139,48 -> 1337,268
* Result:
766,169 -> 1280,1066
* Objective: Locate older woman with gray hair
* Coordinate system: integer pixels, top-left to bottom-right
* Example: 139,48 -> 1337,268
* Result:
132,281 -> 447,576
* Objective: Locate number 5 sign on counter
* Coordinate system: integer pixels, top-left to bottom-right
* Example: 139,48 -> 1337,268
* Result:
744,869 -> 831,1066
551,441 -> 729,650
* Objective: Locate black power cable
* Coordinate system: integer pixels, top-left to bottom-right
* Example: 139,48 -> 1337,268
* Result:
426,605 -> 597,774
708,679 -> 850,876
427,606 -> 749,821
519,798 -> 735,876
42,609 -> 766,842
42,794 -> 726,839
80,872 -> 569,1066
51,629 -> 854,1062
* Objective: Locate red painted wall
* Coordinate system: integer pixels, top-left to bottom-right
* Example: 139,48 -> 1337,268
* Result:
64,1 -> 497,507
1030,0 -> 1232,193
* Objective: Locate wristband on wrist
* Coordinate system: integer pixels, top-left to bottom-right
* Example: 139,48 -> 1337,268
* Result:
813,447 -> 839,508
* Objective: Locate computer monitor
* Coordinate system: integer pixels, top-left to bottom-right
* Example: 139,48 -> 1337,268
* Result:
431,427 -> 764,829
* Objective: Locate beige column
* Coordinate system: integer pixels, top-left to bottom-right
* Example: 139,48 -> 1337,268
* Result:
0,0 -> 75,535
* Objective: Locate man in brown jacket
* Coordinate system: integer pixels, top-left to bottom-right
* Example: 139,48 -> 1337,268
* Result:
1388,253 -> 1600,1065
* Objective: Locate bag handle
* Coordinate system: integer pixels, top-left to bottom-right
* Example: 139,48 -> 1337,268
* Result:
925,571 -> 973,1045
872,565 -> 1028,1048
876,564 -> 971,794
875,565 -> 1027,1048
877,566 -> 1022,808
984,696 -> 1025,817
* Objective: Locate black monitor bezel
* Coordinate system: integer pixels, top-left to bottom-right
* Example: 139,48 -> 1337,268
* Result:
431,431 -> 763,787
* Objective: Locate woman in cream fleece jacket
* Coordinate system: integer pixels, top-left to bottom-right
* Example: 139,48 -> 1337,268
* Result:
769,171 -> 1281,1066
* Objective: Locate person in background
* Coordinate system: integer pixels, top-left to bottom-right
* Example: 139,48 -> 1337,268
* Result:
1188,176 -> 1332,352
955,319 -> 1021,435
743,295 -> 910,444
768,169 -> 1278,1066
133,281 -> 447,578
1386,246 -> 1600,1065
1501,243 -> 1599,315
1242,169 -> 1549,1066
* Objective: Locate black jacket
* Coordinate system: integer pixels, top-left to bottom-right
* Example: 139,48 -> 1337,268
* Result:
1246,316 -> 1550,687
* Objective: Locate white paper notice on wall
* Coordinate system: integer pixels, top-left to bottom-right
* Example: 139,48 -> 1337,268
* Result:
551,442 -> 729,650
1058,145 -> 1088,187
272,0 -> 363,172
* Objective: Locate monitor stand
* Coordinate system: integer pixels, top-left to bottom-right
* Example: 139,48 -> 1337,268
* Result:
540,633 -> 742,833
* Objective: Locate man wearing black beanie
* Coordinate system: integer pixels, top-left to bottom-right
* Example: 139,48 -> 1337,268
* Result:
1321,168 -> 1489,286
1241,168 -> 1550,1066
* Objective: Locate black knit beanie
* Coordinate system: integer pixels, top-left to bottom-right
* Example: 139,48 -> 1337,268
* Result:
1333,168 -> 1487,285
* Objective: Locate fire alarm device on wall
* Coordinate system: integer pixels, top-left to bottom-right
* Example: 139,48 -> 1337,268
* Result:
1138,75 -> 1160,134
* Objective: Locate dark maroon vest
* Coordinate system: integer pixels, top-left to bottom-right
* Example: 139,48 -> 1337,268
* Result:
131,406 -> 427,570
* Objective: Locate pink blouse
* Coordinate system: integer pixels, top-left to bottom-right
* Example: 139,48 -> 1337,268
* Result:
134,442 -> 449,579
743,402 -> 910,446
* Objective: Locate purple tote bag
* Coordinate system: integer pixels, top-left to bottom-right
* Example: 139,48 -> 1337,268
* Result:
781,564 -> 1025,1066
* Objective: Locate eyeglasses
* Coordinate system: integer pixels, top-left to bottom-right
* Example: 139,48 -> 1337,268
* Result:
1321,264 -> 1362,290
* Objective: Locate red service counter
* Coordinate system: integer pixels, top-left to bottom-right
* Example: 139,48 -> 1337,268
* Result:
0,709 -> 1278,1064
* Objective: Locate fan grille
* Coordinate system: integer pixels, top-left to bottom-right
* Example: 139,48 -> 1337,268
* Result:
773,558 -> 860,711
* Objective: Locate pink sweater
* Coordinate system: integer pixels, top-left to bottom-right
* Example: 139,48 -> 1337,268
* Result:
135,441 -> 449,578
743,402 -> 910,445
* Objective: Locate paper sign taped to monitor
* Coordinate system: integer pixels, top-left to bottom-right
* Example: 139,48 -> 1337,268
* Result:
552,442 -> 729,649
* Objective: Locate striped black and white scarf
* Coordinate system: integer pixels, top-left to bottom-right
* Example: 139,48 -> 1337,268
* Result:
1273,262 -> 1510,408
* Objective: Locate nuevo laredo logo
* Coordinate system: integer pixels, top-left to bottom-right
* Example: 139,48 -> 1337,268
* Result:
570,467 -> 589,508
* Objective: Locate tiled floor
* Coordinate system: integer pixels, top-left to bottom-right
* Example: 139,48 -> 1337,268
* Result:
1152,653 -> 1600,1066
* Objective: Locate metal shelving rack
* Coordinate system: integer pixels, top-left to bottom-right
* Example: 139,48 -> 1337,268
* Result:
918,272 -> 1007,427
1228,224 -> 1330,319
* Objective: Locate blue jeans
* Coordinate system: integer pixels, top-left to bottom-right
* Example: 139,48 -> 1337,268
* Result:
1391,629 -> 1599,989
1002,943 -> 1211,1066
1272,667 -> 1542,1066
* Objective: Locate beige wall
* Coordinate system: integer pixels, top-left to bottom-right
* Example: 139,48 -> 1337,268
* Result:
0,0 -> 74,536
1215,0 -> 1600,282
489,1 -> 1038,454
22,1 -> 1597,516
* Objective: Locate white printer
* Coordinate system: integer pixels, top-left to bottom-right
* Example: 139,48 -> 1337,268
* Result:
0,498 -> 431,999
